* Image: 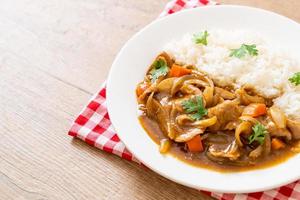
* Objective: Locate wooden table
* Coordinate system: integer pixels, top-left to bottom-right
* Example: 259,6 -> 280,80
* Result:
1,1 -> 299,199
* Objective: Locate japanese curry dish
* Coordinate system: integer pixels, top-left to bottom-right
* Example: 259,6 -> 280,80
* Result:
135,31 -> 300,172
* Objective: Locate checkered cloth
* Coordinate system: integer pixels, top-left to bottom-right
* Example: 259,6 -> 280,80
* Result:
68,0 -> 300,199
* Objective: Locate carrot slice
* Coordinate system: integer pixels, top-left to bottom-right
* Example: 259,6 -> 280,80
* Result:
242,103 -> 267,118
169,64 -> 192,77
136,82 -> 149,97
271,138 -> 286,150
186,135 -> 204,153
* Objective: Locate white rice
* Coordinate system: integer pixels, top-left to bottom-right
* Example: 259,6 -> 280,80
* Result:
274,88 -> 300,120
163,30 -> 300,120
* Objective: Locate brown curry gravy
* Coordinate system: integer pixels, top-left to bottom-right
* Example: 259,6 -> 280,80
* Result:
139,115 -> 299,172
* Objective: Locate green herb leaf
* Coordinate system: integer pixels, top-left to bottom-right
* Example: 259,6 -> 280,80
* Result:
150,59 -> 169,82
248,123 -> 268,145
288,72 -> 300,86
181,96 -> 208,120
230,44 -> 258,58
192,30 -> 209,46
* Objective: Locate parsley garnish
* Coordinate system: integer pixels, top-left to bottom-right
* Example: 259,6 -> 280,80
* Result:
248,123 -> 268,145
192,30 -> 209,46
289,72 -> 300,86
181,96 -> 208,120
150,59 -> 169,82
230,44 -> 258,58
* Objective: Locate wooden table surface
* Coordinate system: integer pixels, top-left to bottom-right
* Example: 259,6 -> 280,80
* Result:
1,1 -> 299,199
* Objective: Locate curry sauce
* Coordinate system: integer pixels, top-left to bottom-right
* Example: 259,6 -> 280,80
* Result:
139,115 -> 298,172
136,52 -> 300,172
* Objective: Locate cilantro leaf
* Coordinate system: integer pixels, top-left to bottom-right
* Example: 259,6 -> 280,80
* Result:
192,30 -> 209,46
150,59 -> 169,82
289,72 -> 300,86
181,96 -> 208,120
190,112 -> 206,121
230,44 -> 258,58
248,123 -> 268,145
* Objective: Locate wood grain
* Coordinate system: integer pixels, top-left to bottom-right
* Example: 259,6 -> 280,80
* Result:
0,1 -> 299,200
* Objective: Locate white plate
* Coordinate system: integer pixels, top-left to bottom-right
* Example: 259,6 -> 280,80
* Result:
106,5 -> 300,193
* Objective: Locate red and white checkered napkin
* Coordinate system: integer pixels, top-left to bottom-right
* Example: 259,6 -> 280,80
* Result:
68,0 -> 300,199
